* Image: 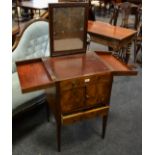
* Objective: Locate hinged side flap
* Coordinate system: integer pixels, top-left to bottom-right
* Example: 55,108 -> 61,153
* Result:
16,58 -> 54,93
95,51 -> 137,76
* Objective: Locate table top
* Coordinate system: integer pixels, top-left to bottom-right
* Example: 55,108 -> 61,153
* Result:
16,52 -> 137,93
42,52 -> 109,81
88,20 -> 137,41
18,0 -> 58,9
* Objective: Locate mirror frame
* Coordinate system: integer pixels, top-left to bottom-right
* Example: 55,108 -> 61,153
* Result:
48,2 -> 89,57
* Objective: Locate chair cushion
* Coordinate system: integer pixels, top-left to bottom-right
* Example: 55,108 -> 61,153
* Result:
12,72 -> 45,110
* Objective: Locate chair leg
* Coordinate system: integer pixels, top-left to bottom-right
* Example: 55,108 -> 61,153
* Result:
102,115 -> 108,139
57,123 -> 61,152
134,39 -> 137,63
135,44 -> 142,64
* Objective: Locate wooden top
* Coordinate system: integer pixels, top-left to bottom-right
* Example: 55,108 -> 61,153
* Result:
88,20 -> 137,41
18,0 -> 58,9
16,52 -> 137,93
42,52 -> 109,81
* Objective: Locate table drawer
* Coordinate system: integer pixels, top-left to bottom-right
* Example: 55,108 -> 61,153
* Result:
59,74 -> 111,91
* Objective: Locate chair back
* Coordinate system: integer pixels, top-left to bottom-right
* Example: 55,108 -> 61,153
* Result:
12,19 -> 50,73
110,2 -> 139,29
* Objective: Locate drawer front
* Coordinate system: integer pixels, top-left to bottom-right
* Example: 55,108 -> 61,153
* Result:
59,74 -> 110,91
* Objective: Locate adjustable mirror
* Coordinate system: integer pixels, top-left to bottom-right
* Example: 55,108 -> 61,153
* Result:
48,2 -> 89,57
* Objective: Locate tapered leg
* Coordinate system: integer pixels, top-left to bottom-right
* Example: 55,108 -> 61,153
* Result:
102,115 -> 108,139
57,123 -> 61,152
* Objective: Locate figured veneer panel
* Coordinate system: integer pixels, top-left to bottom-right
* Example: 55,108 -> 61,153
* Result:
95,51 -> 137,76
86,79 -> 112,107
16,58 -> 53,93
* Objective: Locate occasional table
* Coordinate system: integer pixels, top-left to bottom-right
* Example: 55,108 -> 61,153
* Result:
18,0 -> 58,17
88,20 -> 137,63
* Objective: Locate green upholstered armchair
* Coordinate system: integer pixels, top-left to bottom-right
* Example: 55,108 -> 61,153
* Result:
12,19 -> 50,117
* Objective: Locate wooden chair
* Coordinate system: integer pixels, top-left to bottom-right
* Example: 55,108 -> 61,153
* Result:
109,2 -> 141,63
110,1 -> 140,29
134,6 -> 142,64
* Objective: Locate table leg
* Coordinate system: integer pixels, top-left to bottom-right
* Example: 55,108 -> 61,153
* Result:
102,115 -> 108,139
57,123 -> 61,152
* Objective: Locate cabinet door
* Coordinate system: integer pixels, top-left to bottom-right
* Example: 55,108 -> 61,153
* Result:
60,87 -> 85,114
60,74 -> 113,114
85,76 -> 113,107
